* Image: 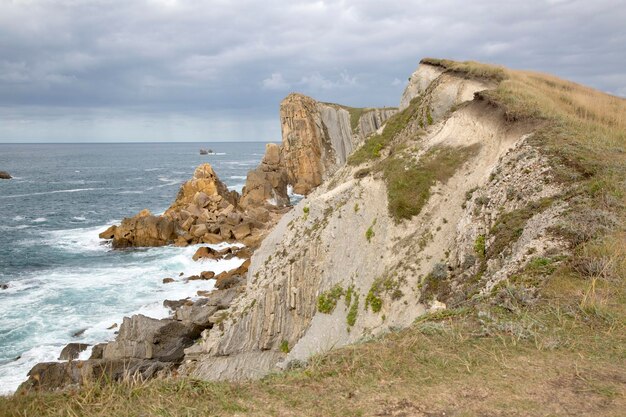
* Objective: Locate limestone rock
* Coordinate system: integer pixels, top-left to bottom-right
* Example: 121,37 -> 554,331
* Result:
165,164 -> 236,216
98,225 -> 117,239
240,143 -> 289,209
59,343 -> 89,361
102,315 -> 201,363
111,214 -> 176,248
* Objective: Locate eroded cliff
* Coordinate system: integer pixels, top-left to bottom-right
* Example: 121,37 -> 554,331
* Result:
178,60 -> 568,381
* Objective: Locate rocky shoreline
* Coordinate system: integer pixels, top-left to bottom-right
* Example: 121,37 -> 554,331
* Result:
18,94 -> 395,392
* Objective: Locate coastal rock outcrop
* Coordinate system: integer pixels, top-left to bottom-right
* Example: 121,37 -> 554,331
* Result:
279,93 -> 397,195
102,315 -> 201,363
239,143 -> 289,209
177,59 -> 564,384
104,163 -> 271,249
111,212 -> 176,248
0,170 -> 11,179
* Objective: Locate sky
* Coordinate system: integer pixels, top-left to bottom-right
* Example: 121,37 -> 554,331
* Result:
0,0 -> 624,143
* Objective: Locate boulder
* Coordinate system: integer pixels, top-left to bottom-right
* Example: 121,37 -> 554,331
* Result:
59,343 -> 89,360
112,214 -> 176,248
202,233 -> 223,244
0,171 -> 11,180
1,283 -> 8,290
102,314 -> 201,363
201,271 -> 215,280
190,223 -> 208,238
89,343 -> 107,360
175,288 -> 240,327
193,246 -> 219,261
98,225 -> 117,239
162,277 -> 175,284
232,222 -> 251,240
214,259 -> 250,290
18,359 -> 177,392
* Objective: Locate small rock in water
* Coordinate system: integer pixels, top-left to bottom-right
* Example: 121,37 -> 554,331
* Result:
197,290 -> 212,297
72,328 -> 87,337
162,277 -> 175,284
200,271 -> 215,280
179,272 -> 184,276
0,283 -> 8,290
0,171 -> 11,180
107,323 -> 118,330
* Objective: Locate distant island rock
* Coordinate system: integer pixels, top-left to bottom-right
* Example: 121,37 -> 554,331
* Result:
0,170 -> 12,179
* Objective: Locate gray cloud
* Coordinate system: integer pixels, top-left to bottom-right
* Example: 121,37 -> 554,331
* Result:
0,0 -> 624,142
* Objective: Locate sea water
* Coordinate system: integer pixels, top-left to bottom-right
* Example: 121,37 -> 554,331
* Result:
0,142 -> 267,395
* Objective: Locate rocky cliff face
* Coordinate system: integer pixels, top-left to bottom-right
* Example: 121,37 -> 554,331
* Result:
177,61 -> 564,381
279,93 -> 397,195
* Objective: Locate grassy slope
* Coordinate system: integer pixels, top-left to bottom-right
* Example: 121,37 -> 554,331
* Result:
2,61 -> 625,416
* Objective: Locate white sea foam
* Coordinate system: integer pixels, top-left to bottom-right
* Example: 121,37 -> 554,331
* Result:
0,229 -> 245,394
72,216 -> 87,221
230,175 -> 247,180
12,216 -> 24,221
228,183 -> 245,193
0,188 -> 112,199
118,190 -> 144,194
31,217 -> 47,223
144,168 -> 162,172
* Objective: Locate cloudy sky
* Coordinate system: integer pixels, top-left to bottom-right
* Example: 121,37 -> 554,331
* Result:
0,0 -> 624,142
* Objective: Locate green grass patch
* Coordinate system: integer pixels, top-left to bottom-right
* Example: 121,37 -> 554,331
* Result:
384,144 -> 481,221
317,284 -> 344,314
346,293 -> 359,327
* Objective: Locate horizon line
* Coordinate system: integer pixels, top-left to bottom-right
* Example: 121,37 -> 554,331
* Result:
0,140 -> 276,145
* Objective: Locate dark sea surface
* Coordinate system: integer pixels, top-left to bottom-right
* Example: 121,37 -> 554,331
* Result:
0,142 -> 267,394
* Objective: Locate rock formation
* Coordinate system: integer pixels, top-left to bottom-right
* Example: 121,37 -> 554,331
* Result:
239,143 -> 289,209
101,164 -> 269,249
279,94 -> 397,195
175,59 -> 565,383
0,170 -> 11,179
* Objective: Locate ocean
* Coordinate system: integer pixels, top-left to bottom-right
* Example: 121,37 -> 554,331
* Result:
0,142 -> 267,394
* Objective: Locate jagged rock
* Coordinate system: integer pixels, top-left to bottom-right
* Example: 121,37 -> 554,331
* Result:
111,213 -> 176,248
232,222 -> 251,240
175,288 -> 240,327
18,359 -> 177,392
90,343 -> 106,360
0,171 -> 12,179
102,315 -> 201,363
165,164 -> 237,216
174,236 -> 189,247
164,299 -> 192,311
190,223 -> 208,238
59,343 -> 89,360
201,271 -> 215,280
214,259 -> 250,290
202,233 -> 222,244
279,94 -> 395,195
98,225 -> 117,239
192,246 -> 220,261
240,143 -> 290,209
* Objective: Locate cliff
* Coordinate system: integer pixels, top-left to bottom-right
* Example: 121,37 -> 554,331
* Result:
178,60 -> 562,380
280,93 -> 396,194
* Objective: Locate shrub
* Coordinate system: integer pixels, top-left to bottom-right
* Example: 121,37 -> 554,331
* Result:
317,285 -> 344,314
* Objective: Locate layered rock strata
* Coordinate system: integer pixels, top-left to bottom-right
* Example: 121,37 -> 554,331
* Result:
280,94 -> 397,194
